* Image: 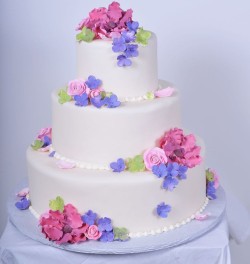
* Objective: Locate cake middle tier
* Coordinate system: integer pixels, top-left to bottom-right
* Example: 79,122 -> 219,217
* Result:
52,84 -> 181,168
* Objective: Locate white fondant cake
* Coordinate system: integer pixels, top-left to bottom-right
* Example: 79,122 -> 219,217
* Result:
23,2 -> 215,244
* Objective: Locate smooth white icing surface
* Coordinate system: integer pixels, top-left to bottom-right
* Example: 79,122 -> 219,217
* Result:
76,33 -> 158,98
27,147 -> 206,234
52,81 -> 181,166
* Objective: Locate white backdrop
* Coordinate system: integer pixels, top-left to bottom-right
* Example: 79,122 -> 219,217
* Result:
1,0 -> 250,262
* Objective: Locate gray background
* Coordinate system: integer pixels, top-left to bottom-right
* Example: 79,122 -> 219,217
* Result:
0,0 -> 249,262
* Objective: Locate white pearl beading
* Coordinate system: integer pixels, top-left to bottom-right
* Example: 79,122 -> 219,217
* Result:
29,197 -> 209,238
50,146 -> 111,170
120,93 -> 154,103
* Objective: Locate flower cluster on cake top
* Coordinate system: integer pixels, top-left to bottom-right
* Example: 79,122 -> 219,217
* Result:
206,169 -> 219,200
31,127 -> 52,152
76,2 -> 151,67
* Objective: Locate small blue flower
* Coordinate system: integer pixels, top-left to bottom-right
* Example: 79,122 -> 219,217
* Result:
162,177 -> 179,191
125,44 -> 139,58
178,165 -> 188,180
49,151 -> 56,157
112,37 -> 127,53
100,231 -> 114,242
85,75 -> 102,90
90,95 -> 107,108
43,136 -> 51,147
156,202 -> 171,218
74,93 -> 89,107
127,21 -> 139,32
110,158 -> 126,172
81,210 -> 97,225
207,181 -> 217,200
121,30 -> 136,43
106,94 -> 121,108
15,198 -> 31,210
117,55 -> 132,67
166,162 -> 179,178
152,164 -> 168,178
98,217 -> 113,232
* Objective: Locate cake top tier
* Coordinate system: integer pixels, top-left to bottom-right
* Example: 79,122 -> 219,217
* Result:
75,2 -> 158,98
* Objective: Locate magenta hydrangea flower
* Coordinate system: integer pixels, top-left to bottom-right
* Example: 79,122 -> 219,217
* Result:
160,128 -> 202,168
39,204 -> 89,244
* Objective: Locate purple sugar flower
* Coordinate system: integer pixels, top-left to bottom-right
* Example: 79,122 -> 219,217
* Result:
157,202 -> 171,218
49,151 -> 56,157
90,95 -> 107,108
85,75 -> 102,90
166,162 -> 180,178
178,165 -> 188,180
100,231 -> 114,242
81,210 -> 97,225
117,55 -> 132,67
207,181 -> 217,200
162,177 -> 179,191
74,93 -> 89,107
152,164 -> 168,178
15,198 -> 31,210
112,37 -> 127,52
110,158 -> 126,172
127,21 -> 139,32
124,44 -> 139,58
43,136 -> 51,147
106,94 -> 121,108
121,30 -> 135,43
98,217 -> 112,232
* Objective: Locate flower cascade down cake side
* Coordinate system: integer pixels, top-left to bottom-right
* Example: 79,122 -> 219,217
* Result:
15,2 -> 220,244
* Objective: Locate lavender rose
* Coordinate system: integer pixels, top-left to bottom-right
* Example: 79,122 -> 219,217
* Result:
67,79 -> 86,96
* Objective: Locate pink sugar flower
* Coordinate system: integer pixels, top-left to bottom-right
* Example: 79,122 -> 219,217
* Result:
67,79 -> 86,96
85,225 -> 102,240
143,147 -> 168,171
154,87 -> 175,98
37,127 -> 52,141
160,128 -> 202,168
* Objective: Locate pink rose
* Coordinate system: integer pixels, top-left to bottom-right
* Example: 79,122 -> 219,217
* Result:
143,147 -> 168,171
67,79 -> 86,96
85,225 -> 102,240
37,127 -> 52,141
86,87 -> 102,98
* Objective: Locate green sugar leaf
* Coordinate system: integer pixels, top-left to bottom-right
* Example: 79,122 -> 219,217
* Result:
113,227 -> 130,241
136,28 -> 152,45
127,155 -> 146,172
49,196 -> 64,212
146,92 -> 155,100
58,88 -> 71,104
76,27 -> 95,43
206,169 -> 214,182
31,140 -> 44,150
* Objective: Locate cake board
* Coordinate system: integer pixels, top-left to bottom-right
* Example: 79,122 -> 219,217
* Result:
8,179 -> 226,255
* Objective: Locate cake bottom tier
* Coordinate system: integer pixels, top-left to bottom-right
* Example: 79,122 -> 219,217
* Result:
27,148 -> 207,236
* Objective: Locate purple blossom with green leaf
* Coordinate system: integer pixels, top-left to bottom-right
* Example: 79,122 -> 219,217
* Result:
152,164 -> 168,178
43,136 -> 51,147
106,94 -> 121,108
81,210 -> 97,225
85,75 -> 102,89
112,37 -> 127,52
74,93 -> 89,107
110,158 -> 126,172
98,217 -> 113,232
15,198 -> 31,210
100,231 -> 114,242
117,55 -> 132,67
157,202 -> 171,218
